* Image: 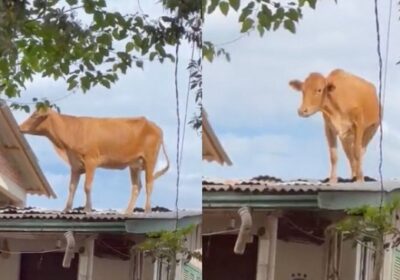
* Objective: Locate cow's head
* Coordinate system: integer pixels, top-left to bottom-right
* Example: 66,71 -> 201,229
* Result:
289,73 -> 335,117
19,108 -> 54,135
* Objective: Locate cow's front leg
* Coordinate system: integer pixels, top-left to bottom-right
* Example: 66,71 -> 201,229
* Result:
63,170 -> 81,212
125,168 -> 142,214
83,166 -> 96,212
324,119 -> 338,183
340,136 -> 356,180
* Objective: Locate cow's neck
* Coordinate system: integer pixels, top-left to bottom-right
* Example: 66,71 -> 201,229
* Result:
43,115 -> 70,150
321,92 -> 342,120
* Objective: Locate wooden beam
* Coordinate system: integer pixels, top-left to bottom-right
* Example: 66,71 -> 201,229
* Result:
0,173 -> 26,206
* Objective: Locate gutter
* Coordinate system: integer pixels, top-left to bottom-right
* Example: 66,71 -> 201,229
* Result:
203,190 -> 400,210
0,220 -> 127,232
0,100 -> 56,198
0,212 -> 202,233
203,192 -> 319,209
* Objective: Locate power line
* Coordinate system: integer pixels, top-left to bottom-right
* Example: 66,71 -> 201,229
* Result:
179,42 -> 196,167
174,27 -> 181,230
213,31 -> 252,47
382,0 -> 393,107
4,93 -> 73,106
373,0 -> 388,208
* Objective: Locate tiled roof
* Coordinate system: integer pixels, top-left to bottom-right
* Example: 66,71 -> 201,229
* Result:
203,177 -> 400,193
0,206 -> 198,221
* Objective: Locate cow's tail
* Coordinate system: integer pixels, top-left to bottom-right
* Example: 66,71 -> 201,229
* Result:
153,140 -> 170,180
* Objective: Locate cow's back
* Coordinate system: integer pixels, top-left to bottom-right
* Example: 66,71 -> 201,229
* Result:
327,69 -> 379,126
60,115 -> 162,168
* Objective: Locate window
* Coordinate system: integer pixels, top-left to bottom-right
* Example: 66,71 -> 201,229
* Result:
356,242 -> 373,280
183,263 -> 201,280
392,248 -> 400,280
154,258 -> 170,280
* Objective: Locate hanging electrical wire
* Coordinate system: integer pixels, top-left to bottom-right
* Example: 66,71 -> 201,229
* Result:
174,24 -> 181,230
179,41 -> 196,167
373,0 -> 385,208
382,0 -> 393,107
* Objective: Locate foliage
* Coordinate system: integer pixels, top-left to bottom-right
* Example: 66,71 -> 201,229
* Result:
137,224 -> 201,279
188,57 -> 202,130
202,0 -> 336,62
337,198 -> 400,242
0,0 -> 202,124
336,198 -> 400,280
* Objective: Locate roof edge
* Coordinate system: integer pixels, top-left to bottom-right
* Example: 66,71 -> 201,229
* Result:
0,101 -> 56,198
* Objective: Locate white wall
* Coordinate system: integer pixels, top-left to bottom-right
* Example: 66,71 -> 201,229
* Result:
275,240 -> 324,280
340,240 -> 358,280
92,257 -> 131,280
0,254 -> 20,280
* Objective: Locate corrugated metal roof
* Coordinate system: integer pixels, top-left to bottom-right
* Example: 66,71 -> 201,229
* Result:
203,178 -> 400,193
0,206 -> 200,221
0,101 -> 56,198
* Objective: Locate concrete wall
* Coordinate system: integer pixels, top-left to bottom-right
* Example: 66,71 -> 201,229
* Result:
0,254 -> 20,280
340,240 -> 358,280
92,257 -> 131,280
275,240 -> 324,280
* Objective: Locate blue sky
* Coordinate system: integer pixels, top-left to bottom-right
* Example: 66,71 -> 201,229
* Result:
10,1 -> 201,211
203,1 -> 400,181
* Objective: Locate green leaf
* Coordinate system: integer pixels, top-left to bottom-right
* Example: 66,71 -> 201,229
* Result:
257,24 -> 265,37
229,0 -> 240,11
307,0 -> 317,9
202,46 -> 214,62
284,19 -> 296,33
100,79 -> 111,89
125,42 -> 135,52
135,60 -> 144,69
81,76 -> 91,92
60,63 -> 70,75
66,0 -> 78,5
274,7 -> 285,20
273,20 -> 281,31
219,2 -> 229,16
241,18 -> 254,33
286,8 -> 299,22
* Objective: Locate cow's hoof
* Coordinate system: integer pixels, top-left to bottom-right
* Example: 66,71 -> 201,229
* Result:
62,208 -> 71,213
83,207 -> 92,213
144,208 -> 152,214
124,209 -> 133,215
328,177 -> 338,184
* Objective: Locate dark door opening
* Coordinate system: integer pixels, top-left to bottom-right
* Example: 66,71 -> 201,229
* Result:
20,252 -> 79,280
203,234 -> 258,280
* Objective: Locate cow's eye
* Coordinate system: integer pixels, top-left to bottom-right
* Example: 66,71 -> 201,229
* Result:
314,89 -> 322,95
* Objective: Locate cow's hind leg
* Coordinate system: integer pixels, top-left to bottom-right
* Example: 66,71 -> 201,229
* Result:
362,123 -> 379,156
83,166 -> 96,212
144,157 -> 158,213
125,168 -> 142,214
63,170 -> 81,212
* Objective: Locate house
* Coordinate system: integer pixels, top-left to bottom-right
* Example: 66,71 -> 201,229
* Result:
202,110 -> 232,166
0,101 -> 55,206
0,100 -> 202,280
202,177 -> 400,280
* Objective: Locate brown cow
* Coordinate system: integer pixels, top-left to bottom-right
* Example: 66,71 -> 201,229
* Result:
19,109 -> 169,213
289,69 -> 379,183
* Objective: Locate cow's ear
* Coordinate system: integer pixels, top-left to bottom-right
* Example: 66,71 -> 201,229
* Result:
326,82 -> 336,92
289,80 -> 303,91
